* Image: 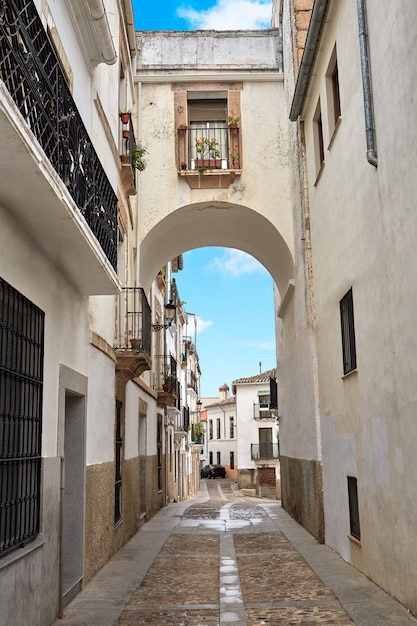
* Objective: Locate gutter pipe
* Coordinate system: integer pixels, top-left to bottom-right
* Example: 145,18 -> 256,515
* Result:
289,0 -> 329,122
86,0 -> 117,65
357,0 -> 378,167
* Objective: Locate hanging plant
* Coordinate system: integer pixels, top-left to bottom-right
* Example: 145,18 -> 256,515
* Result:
132,142 -> 148,171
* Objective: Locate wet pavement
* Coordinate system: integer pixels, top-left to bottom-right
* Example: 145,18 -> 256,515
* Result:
56,479 -> 417,625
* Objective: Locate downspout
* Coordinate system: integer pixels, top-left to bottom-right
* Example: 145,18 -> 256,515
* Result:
357,0 -> 378,167
86,0 -> 117,65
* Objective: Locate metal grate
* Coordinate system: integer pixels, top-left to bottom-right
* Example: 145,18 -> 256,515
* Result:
347,476 -> 361,540
0,277 -> 44,555
0,0 -> 117,269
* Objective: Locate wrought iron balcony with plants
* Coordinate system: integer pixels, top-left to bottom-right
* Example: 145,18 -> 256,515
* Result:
154,354 -> 180,409
119,113 -> 147,195
177,126 -> 241,174
114,288 -> 152,381
251,443 -> 280,461
0,0 -> 117,269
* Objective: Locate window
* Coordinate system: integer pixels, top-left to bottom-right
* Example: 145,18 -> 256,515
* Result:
209,451 -> 213,465
115,400 -> 123,524
313,99 -> 325,178
209,420 -> 213,440
347,476 -> 361,541
0,278 -> 45,556
157,416 -> 162,491
217,451 -> 221,465
230,451 -> 234,470
188,96 -> 228,169
326,47 -> 341,139
229,416 -> 235,439
340,288 -> 357,374
216,417 -> 221,439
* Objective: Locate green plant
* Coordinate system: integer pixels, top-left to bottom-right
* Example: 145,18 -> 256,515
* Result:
193,422 -> 204,442
229,143 -> 240,163
195,136 -> 220,160
132,142 -> 147,171
228,112 -> 240,125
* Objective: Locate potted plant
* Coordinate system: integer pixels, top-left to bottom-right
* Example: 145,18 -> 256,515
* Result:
130,337 -> 142,350
194,136 -> 221,169
229,144 -> 240,169
132,142 -> 147,171
193,422 -> 204,444
180,161 -> 187,170
228,112 -> 240,127
120,110 -> 131,124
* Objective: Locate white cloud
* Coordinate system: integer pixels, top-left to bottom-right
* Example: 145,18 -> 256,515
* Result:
177,0 -> 272,30
196,316 -> 213,333
208,249 -> 266,277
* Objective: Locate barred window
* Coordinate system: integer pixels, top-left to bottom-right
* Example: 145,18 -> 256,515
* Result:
0,278 -> 44,555
340,288 -> 357,374
347,476 -> 361,541
115,399 -> 122,525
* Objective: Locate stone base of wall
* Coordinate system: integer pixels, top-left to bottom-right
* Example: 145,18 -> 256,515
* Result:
238,466 -> 280,500
280,455 -> 324,543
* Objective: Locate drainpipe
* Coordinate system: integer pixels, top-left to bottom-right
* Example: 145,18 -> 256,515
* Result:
86,0 -> 117,65
357,0 -> 377,167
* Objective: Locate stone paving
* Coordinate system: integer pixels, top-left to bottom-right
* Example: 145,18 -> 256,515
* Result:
117,480 -> 355,625
57,479 -> 417,626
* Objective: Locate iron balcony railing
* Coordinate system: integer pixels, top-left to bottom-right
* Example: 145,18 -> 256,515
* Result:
0,0 -> 117,269
178,126 -> 241,171
253,403 -> 278,420
251,443 -> 280,461
115,288 -> 151,354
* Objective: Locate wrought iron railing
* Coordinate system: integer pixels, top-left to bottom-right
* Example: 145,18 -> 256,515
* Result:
253,403 -> 278,420
177,126 -> 241,171
115,288 -> 151,354
0,0 -> 117,269
251,443 -> 280,461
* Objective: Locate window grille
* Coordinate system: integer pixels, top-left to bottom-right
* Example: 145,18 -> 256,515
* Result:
0,278 -> 44,555
115,400 -> 122,524
347,476 -> 361,540
340,288 -> 357,374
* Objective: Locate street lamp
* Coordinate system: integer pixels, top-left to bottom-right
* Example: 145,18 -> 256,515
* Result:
151,301 -> 176,331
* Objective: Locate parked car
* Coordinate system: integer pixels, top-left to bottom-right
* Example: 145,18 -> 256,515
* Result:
200,464 -> 226,479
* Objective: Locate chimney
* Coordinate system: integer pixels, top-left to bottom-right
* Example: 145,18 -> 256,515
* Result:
219,384 -> 229,401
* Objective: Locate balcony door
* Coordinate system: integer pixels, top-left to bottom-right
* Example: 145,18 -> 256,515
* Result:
259,427 -> 273,459
188,97 -> 228,168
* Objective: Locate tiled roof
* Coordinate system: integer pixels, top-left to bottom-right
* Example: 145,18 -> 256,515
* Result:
232,368 -> 276,386
204,396 -> 236,409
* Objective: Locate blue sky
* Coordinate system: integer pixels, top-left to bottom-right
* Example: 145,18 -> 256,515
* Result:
132,0 -> 273,31
132,1 -> 276,397
175,249 -> 277,398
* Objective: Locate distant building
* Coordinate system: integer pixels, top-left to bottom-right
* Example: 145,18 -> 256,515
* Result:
204,385 -> 238,480
233,369 -> 279,498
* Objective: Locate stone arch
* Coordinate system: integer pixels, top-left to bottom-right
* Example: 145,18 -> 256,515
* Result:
140,201 -> 294,298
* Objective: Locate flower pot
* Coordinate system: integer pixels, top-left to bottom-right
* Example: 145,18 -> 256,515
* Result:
178,125 -> 187,135
130,338 -> 142,349
120,113 -> 130,124
120,154 -> 130,164
162,383 -> 172,392
181,163 -> 187,170
122,130 -> 130,139
195,159 -> 222,169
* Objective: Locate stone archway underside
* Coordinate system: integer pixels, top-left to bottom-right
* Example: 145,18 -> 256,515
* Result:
140,201 -> 294,299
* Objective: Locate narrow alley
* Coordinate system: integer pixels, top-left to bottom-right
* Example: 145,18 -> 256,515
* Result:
56,480 -> 416,626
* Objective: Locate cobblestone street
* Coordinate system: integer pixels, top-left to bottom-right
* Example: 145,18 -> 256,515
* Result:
57,480 -> 417,626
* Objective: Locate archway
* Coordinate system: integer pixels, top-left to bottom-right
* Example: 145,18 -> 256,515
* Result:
140,201 -> 294,300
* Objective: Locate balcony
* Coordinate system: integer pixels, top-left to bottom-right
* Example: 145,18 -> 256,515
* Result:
153,354 -> 180,409
115,288 -> 152,382
0,0 -> 118,295
251,443 -> 280,461
177,126 -> 241,189
119,114 -> 137,197
253,403 -> 278,420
